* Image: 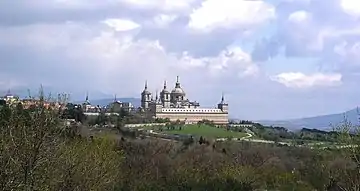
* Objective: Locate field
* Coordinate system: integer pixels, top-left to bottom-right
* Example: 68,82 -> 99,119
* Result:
160,124 -> 247,138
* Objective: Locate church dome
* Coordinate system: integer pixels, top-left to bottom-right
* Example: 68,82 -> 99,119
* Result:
161,81 -> 170,94
171,87 -> 185,95
141,81 -> 152,95
171,76 -> 185,95
162,89 -> 170,94
142,89 -> 151,95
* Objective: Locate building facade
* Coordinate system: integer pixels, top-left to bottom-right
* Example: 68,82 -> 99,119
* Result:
0,90 -> 20,105
81,93 -> 134,116
141,76 -> 229,125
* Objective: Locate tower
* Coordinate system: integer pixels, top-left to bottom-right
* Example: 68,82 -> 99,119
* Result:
160,80 -> 171,108
141,80 -> 152,109
82,92 -> 91,112
170,76 -> 186,104
217,93 -> 228,113
155,90 -> 163,113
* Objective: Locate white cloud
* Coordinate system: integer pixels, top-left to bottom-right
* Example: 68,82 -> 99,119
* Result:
271,72 -> 342,88
179,46 -> 258,78
187,0 -> 275,32
120,0 -> 198,12
102,18 -> 141,31
288,10 -> 311,23
341,0 -> 360,17
0,21 -> 258,95
152,14 -> 178,27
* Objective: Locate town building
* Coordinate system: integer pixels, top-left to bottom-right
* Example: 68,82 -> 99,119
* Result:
141,76 -> 229,125
106,95 -> 134,113
0,90 -> 20,105
81,93 -> 134,116
82,93 -> 102,113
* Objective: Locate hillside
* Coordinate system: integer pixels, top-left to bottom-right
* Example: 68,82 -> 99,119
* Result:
258,108 -> 360,131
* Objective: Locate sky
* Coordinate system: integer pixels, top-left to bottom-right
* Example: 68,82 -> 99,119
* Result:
1,0 -> 360,120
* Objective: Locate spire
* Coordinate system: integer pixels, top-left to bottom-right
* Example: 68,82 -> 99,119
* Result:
145,80 -> 148,90
175,76 -> 181,88
220,92 -> 226,104
163,80 -> 167,89
114,94 -> 117,102
155,90 -> 158,101
85,92 -> 89,101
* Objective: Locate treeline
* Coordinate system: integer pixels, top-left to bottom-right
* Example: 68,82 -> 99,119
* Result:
231,121 -> 343,143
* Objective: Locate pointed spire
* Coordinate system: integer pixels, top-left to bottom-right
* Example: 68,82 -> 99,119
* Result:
163,80 -> 167,89
86,91 -> 89,101
155,90 -> 159,101
114,94 -> 117,102
175,76 -> 181,88
145,80 -> 148,90
220,92 -> 226,104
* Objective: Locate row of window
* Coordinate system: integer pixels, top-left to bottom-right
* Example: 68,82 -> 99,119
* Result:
161,109 -> 223,113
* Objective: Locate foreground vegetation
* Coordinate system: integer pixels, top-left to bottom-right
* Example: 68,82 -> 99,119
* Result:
1,94 -> 360,190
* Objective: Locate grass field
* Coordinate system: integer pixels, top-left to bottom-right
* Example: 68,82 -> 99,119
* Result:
161,124 -> 247,138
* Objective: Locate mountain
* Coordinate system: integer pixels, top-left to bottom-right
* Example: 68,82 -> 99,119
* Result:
257,108 -> 360,131
74,98 -> 141,108
0,86 -> 59,99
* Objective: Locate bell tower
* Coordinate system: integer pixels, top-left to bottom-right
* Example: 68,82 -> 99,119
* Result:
160,80 -> 171,108
141,80 -> 152,109
217,93 -> 228,113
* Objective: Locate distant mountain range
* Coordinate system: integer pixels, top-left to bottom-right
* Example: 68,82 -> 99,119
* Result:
74,98 -> 141,108
257,108 -> 360,131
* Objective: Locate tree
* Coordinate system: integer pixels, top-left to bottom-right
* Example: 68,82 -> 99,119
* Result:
62,103 -> 86,123
0,89 -> 123,190
331,115 -> 360,190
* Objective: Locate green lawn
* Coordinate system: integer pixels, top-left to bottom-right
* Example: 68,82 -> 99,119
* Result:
161,124 -> 247,138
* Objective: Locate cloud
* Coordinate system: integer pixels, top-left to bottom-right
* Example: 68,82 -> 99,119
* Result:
120,0 -> 199,12
271,72 -> 342,89
102,18 -> 141,31
187,0 -> 275,32
1,0 -> 360,120
0,20 -> 258,97
340,0 -> 360,17
152,14 -> 178,28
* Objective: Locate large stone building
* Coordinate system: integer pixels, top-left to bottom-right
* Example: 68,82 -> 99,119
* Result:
141,76 -> 229,124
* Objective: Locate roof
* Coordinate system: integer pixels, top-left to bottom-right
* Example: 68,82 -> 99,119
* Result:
171,87 -> 185,95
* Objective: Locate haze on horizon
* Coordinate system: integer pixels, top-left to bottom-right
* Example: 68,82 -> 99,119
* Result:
1,0 -> 360,120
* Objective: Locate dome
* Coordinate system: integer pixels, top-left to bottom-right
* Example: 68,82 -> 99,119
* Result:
161,89 -> 170,94
171,76 -> 185,95
142,89 -> 151,95
171,87 -> 185,95
161,80 -> 170,94
141,80 -> 151,95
